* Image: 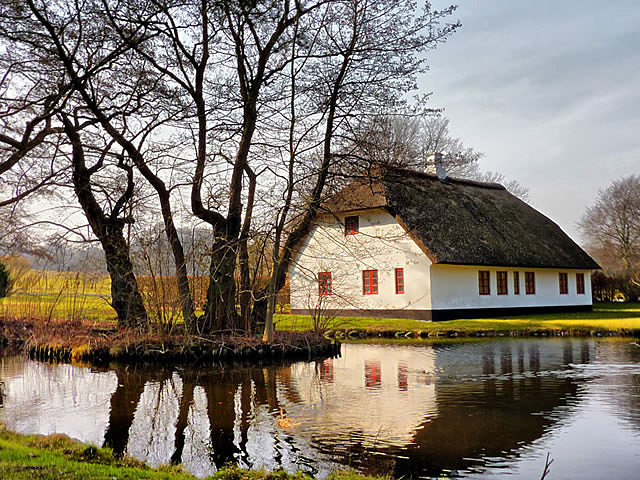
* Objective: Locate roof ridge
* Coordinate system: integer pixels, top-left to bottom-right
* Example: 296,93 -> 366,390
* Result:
382,166 -> 507,191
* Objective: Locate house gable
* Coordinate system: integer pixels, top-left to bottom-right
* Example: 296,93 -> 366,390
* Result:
289,208 -> 433,314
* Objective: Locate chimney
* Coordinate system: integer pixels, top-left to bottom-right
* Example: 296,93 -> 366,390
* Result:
434,152 -> 447,181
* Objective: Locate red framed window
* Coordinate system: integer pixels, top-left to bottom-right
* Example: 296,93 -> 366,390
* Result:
525,272 -> 536,295
559,272 -> 568,295
478,271 -> 490,295
497,271 -> 508,295
345,215 -> 359,235
395,268 -> 405,294
363,270 -> 378,295
576,273 -> 585,294
513,271 -> 520,295
318,272 -> 332,296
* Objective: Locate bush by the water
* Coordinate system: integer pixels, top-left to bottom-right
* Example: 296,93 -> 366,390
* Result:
0,262 -> 9,298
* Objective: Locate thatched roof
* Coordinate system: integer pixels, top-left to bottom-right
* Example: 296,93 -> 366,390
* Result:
322,168 -> 600,270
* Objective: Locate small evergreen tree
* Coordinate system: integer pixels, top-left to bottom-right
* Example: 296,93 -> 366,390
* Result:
0,261 -> 9,298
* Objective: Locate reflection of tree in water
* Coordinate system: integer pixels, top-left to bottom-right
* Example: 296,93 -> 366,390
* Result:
103,365 -> 171,457
99,340 -> 596,479
103,363 -> 309,475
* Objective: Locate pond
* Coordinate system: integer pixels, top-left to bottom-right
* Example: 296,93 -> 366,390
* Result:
1,338 -> 640,479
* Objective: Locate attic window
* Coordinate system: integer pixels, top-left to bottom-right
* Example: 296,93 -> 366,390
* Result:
318,272 -> 332,296
525,272 -> 536,295
497,271 -> 508,295
478,271 -> 490,295
345,215 -> 359,235
559,272 -> 568,295
576,273 -> 585,294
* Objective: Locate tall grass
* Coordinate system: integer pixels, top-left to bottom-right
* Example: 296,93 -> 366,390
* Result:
1,269 -> 112,323
0,268 -> 212,326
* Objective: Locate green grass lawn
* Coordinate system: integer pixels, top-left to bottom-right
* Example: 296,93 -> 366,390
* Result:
0,426 -> 380,480
275,303 -> 640,334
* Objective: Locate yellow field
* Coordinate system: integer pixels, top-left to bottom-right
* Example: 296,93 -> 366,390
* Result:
10,270 -> 111,296
0,270 -> 211,324
0,292 -> 116,322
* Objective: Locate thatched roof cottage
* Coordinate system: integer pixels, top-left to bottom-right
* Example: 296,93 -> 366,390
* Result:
289,167 -> 599,321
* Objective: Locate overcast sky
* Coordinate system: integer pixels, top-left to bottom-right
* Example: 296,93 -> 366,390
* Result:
421,0 -> 640,243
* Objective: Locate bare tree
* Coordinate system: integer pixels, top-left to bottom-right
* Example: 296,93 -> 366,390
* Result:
258,1 -> 461,341
350,114 -> 529,200
7,0 -> 202,330
464,166 -> 530,202
61,113 -> 148,328
579,175 -> 640,280
352,115 -> 482,176
0,1 -> 76,257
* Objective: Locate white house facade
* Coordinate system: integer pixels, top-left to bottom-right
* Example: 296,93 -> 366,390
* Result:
289,167 -> 599,321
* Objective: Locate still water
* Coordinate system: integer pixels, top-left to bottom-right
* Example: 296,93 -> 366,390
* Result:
1,338 -> 640,479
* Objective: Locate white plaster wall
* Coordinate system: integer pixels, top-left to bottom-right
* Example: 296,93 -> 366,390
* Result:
290,208 -> 432,312
430,265 -> 593,310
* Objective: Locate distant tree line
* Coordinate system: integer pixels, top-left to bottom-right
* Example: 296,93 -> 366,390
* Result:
580,175 -> 640,303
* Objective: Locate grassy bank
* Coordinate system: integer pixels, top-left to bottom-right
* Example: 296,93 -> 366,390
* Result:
0,425 -> 375,480
275,303 -> 640,337
0,317 -> 338,364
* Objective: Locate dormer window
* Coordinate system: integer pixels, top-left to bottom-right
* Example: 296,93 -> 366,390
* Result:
345,215 -> 359,235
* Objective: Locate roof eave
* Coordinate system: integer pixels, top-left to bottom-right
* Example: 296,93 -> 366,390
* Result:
434,261 -> 601,270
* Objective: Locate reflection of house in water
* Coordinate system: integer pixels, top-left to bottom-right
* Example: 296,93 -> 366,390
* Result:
0,339 -> 620,479
279,344 -> 438,450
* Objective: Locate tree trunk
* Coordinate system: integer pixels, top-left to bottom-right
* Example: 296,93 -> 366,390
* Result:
237,166 -> 257,334
238,238 -> 253,334
262,278 -> 278,343
159,197 -> 196,332
199,238 -> 239,333
251,295 -> 268,332
102,228 -> 148,329
63,114 -> 147,329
